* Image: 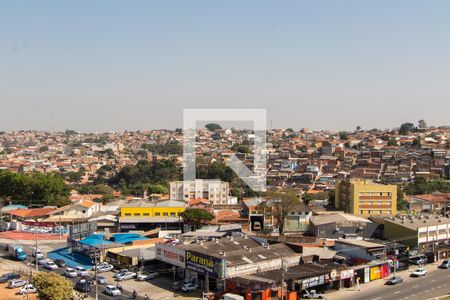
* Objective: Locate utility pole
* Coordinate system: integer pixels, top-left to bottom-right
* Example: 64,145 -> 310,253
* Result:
35,230 -> 38,272
94,249 -> 99,300
281,258 -> 286,300
393,240 -> 397,277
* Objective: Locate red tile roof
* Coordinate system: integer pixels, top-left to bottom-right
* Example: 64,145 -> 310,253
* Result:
9,207 -> 56,218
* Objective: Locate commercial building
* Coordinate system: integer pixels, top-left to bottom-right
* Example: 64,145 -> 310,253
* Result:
119,199 -> 186,232
170,179 -> 230,205
372,215 -> 450,258
309,213 -> 380,239
335,179 -> 397,217
155,233 -> 302,292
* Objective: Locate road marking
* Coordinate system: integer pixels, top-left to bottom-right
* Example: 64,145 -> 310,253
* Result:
393,291 -> 401,294
412,285 -> 419,288
430,279 -> 436,283
372,297 -> 381,300
425,290 -> 430,293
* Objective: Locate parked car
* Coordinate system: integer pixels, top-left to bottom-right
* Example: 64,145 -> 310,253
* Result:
136,272 -> 158,281
116,271 -> 136,281
75,266 -> 88,276
438,260 -> 450,269
0,273 -> 20,283
54,259 -> 66,267
35,257 -> 46,265
409,256 -> 427,265
75,279 -> 92,293
181,283 -> 198,292
386,276 -> 403,285
97,275 -> 107,285
44,260 -> 58,270
96,263 -> 113,273
7,279 -> 28,288
113,269 -> 129,278
302,289 -> 325,299
32,248 -> 44,259
18,284 -> 37,295
64,267 -> 78,278
104,285 -> 121,296
411,268 -> 427,277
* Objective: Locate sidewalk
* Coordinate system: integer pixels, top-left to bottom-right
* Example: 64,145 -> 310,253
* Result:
325,261 -> 442,300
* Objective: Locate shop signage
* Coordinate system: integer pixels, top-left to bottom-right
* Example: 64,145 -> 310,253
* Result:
155,243 -> 186,268
329,269 -> 337,280
185,250 -> 226,279
364,267 -> 370,283
340,269 -> 354,280
369,266 -> 380,281
302,275 -> 325,289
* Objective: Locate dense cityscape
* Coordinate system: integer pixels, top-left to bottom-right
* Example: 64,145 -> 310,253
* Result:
0,121 -> 449,300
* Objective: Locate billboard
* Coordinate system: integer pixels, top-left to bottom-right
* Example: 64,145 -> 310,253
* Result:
370,266 -> 380,281
185,250 -> 226,279
155,243 -> 186,268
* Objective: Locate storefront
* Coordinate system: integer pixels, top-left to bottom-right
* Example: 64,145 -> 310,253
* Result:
185,249 -> 227,291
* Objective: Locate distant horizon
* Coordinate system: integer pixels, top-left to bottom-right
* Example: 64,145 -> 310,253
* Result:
1,121 -> 449,135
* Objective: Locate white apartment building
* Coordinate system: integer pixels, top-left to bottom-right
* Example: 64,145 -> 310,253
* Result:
170,179 -> 230,204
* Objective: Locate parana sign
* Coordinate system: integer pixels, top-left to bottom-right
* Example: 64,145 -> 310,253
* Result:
185,250 -> 226,279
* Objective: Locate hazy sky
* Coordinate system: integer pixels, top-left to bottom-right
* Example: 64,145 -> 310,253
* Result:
1,1 -> 450,132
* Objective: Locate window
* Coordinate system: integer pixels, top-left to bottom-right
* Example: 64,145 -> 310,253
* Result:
143,213 -> 149,216
125,213 -> 131,216
170,212 -> 176,217
134,213 -> 140,216
155,212 -> 161,216
163,212 -> 168,216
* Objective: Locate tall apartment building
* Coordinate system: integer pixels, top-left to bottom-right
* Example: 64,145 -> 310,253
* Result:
170,179 -> 230,205
335,179 -> 397,217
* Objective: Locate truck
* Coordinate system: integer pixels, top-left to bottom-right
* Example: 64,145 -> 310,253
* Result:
8,245 -> 27,261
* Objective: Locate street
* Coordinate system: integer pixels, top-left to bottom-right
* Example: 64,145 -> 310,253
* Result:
329,266 -> 450,300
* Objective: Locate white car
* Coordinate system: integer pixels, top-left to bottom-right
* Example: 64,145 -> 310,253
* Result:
181,283 -> 198,292
75,266 -> 88,276
64,267 -> 78,278
18,284 -> 37,294
44,260 -> 58,270
8,279 -> 28,288
116,271 -> 136,281
96,263 -> 114,273
411,268 -> 427,277
136,272 -> 158,281
32,248 -> 44,259
104,285 -> 121,296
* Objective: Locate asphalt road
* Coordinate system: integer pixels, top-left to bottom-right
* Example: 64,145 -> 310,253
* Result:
339,267 -> 450,300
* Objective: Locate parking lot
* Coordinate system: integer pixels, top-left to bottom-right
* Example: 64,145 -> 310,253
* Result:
0,244 -> 201,300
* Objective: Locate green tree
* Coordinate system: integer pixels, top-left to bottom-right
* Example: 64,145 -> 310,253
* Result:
205,123 -> 222,131
418,119 -> 427,129
259,189 -> 299,234
0,170 -> 70,207
399,123 -> 415,135
181,208 -> 215,229
397,185 -> 407,211
356,126 -> 361,131
196,161 -> 235,183
339,131 -> 349,140
109,159 -> 181,193
387,140 -> 398,146
32,272 -> 73,300
303,193 -> 314,205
